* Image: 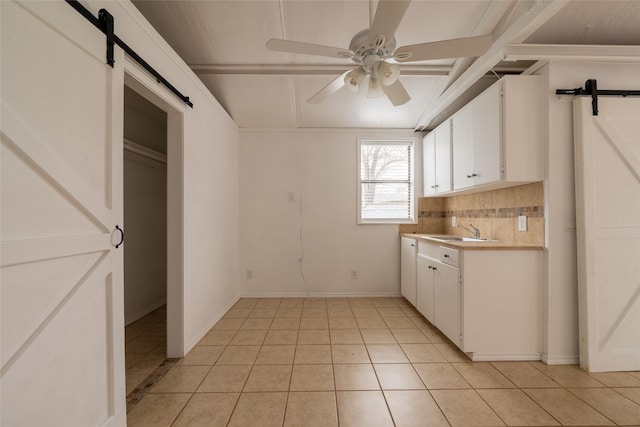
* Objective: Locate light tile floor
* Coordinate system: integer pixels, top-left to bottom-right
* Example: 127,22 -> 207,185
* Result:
126,297 -> 640,426
125,306 -> 168,396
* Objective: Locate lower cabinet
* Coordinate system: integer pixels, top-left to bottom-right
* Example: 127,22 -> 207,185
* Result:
400,237 -> 417,306
413,239 -> 542,361
416,254 -> 435,323
433,261 -> 461,348
417,250 -> 461,347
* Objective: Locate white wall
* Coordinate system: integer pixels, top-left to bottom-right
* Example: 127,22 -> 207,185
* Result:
81,0 -> 240,354
537,61 -> 640,364
123,152 -> 167,324
239,129 -> 419,297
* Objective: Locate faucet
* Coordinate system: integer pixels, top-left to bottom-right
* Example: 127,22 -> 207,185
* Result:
458,223 -> 481,238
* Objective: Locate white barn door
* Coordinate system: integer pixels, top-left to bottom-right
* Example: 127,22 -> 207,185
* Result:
574,96 -> 640,372
1,1 -> 126,425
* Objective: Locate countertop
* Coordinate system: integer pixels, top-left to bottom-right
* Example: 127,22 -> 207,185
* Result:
401,233 -> 544,251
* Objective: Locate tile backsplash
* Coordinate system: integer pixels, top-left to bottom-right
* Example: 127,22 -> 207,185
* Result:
400,182 -> 544,245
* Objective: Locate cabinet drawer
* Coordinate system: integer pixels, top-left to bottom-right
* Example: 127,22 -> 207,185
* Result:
440,246 -> 460,267
418,240 -> 440,259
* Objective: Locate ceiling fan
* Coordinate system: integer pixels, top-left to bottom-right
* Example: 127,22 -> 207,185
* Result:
266,0 -> 492,106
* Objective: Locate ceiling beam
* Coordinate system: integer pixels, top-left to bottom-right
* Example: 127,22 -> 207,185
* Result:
503,44 -> 640,62
414,0 -> 570,131
189,64 -> 454,76
188,63 -> 529,77
444,0 -> 514,92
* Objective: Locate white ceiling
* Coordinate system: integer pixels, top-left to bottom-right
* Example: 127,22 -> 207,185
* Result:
132,0 -> 640,130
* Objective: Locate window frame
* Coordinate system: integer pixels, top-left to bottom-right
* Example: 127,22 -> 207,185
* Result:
357,137 -> 418,224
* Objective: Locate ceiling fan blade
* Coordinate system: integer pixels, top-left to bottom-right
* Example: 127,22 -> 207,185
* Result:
395,35 -> 493,62
383,79 -> 411,106
307,70 -> 353,104
266,39 -> 354,59
370,0 -> 411,45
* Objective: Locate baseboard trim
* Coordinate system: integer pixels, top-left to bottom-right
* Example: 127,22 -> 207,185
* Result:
184,294 -> 241,354
541,354 -> 580,365
238,292 -> 403,298
469,352 -> 542,362
125,299 -> 167,326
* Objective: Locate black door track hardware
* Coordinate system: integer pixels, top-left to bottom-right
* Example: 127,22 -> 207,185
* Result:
555,79 -> 640,116
65,0 -> 193,108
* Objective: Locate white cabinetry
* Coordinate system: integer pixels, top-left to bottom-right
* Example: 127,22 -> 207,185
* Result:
433,261 -> 461,346
453,84 -> 502,190
400,237 -> 417,306
423,120 -> 452,195
437,75 -> 542,194
416,254 -> 435,322
412,238 -> 542,360
416,242 -> 461,348
461,249 -> 542,360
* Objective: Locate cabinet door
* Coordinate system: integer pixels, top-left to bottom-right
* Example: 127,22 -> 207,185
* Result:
416,254 -> 435,323
400,237 -> 417,306
472,83 -> 502,186
452,105 -> 474,190
423,133 -> 436,196
433,262 -> 461,347
434,120 -> 452,192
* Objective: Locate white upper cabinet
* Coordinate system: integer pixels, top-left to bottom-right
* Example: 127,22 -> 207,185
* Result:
467,83 -> 502,187
423,119 -> 452,196
432,75 -> 542,195
423,132 -> 436,195
434,122 -> 452,193
451,105 -> 475,191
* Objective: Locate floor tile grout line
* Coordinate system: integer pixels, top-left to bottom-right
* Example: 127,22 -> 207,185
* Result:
125,357 -> 180,411
564,386 -> 626,426
127,298 -> 640,426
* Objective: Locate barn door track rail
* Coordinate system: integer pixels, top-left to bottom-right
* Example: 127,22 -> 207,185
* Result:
66,0 -> 193,108
556,79 -> 640,116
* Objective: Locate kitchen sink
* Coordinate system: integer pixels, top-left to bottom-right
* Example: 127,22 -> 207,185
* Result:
431,236 -> 501,243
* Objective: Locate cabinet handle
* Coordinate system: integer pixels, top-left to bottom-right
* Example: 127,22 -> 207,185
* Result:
430,185 -> 436,189
444,254 -> 450,258
467,173 -> 478,178
428,266 -> 432,269
432,266 -> 438,271
410,244 -> 415,247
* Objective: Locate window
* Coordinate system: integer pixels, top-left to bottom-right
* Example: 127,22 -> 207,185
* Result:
357,139 -> 415,224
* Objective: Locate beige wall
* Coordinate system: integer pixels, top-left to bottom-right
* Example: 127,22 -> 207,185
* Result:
400,182 -> 544,245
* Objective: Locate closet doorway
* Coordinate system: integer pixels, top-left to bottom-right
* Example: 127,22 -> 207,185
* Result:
123,86 -> 167,328
123,61 -> 186,371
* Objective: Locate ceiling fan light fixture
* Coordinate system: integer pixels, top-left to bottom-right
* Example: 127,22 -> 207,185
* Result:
368,76 -> 385,98
344,68 -> 366,92
378,61 -> 401,86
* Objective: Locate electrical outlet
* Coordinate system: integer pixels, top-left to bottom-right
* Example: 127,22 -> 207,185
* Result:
518,215 -> 527,232
245,269 -> 254,279
452,216 -> 457,227
350,269 -> 358,279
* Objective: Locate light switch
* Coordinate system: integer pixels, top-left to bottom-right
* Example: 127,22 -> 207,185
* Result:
518,215 -> 527,232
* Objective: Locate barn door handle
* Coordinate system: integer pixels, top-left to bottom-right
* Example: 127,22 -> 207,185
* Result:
114,225 -> 124,249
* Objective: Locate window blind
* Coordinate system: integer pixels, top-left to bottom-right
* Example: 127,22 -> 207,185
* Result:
358,140 -> 414,224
